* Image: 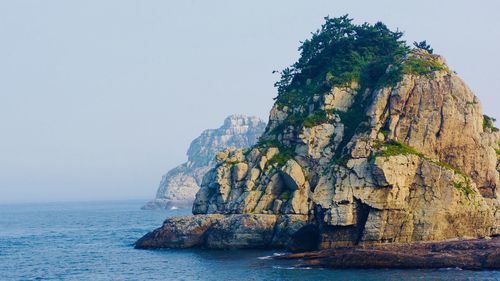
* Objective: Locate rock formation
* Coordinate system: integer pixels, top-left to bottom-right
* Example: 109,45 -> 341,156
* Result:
137,17 -> 499,252
275,237 -> 500,270
142,115 -> 266,210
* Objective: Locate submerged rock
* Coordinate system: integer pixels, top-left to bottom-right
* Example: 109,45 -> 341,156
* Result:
142,115 -> 266,210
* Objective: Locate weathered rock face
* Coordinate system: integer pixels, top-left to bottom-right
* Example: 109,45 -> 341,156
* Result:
142,115 -> 266,210
135,214 -> 308,249
137,51 -> 499,250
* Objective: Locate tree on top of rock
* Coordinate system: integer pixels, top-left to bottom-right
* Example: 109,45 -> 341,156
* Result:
413,40 -> 434,54
274,15 -> 409,107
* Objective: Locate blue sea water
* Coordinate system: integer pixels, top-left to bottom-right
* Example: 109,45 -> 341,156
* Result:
0,200 -> 498,281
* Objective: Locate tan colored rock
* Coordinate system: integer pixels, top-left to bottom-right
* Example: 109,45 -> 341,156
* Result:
248,168 -> 260,182
382,73 -> 498,198
323,87 -> 355,111
140,50 -> 499,251
258,156 -> 268,170
266,147 -> 279,160
287,188 -> 309,215
324,203 -> 355,226
280,159 -> 306,190
216,151 -> 229,162
232,163 -> 248,182
312,176 -> 335,208
298,123 -> 336,160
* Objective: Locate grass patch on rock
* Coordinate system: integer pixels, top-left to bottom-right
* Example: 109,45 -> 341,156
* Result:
453,178 -> 475,196
375,140 -> 468,177
375,140 -> 424,158
267,151 -> 295,167
402,52 -> 448,76
256,138 -> 296,168
303,110 -> 330,128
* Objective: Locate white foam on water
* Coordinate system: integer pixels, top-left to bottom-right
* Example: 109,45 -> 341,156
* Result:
272,266 -> 314,270
257,252 -> 287,260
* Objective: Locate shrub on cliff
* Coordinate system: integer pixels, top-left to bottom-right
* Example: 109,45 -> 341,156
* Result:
265,16 -> 450,162
483,115 -> 499,132
274,16 -> 447,110
413,40 -> 434,54
274,15 -> 409,107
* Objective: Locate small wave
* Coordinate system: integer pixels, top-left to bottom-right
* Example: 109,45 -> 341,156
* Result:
438,267 -> 463,271
257,252 -> 287,260
272,266 -> 314,270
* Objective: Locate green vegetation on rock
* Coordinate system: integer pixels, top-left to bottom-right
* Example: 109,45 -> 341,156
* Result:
375,140 -> 475,197
434,160 -> 467,177
273,16 -> 447,110
267,151 -> 295,167
453,178 -> 475,196
274,15 -> 409,109
413,40 -> 434,54
402,53 -> 448,76
375,140 -> 424,158
375,140 -> 467,177
483,115 -> 499,132
270,15 -> 411,148
380,129 -> 390,138
260,16 -> 451,166
256,138 -> 296,167
303,110 -> 329,128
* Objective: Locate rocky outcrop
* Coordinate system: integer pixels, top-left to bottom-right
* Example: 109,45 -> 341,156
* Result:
135,214 -> 308,249
137,20 -> 499,251
142,115 -> 266,210
137,51 -> 499,249
275,237 -> 500,270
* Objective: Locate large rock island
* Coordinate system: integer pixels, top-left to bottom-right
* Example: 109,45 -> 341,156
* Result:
142,115 -> 266,210
136,16 -> 499,268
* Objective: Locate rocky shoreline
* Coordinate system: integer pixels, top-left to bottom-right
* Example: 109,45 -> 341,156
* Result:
136,17 -> 499,272
274,237 -> 500,270
134,214 -> 309,250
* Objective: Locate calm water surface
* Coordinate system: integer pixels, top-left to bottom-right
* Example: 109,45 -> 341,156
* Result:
0,200 -> 498,281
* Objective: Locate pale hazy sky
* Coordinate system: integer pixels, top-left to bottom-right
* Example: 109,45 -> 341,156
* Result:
1,0 -> 499,203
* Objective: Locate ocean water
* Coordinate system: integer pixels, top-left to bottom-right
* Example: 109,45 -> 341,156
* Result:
0,201 -> 498,281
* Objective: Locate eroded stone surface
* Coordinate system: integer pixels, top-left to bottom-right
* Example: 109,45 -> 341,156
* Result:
138,51 -> 499,250
135,214 -> 308,249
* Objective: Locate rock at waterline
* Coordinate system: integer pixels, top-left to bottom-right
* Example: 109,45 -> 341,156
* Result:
137,17 -> 499,257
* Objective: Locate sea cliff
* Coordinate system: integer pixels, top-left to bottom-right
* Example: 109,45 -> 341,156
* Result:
136,17 -> 499,269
